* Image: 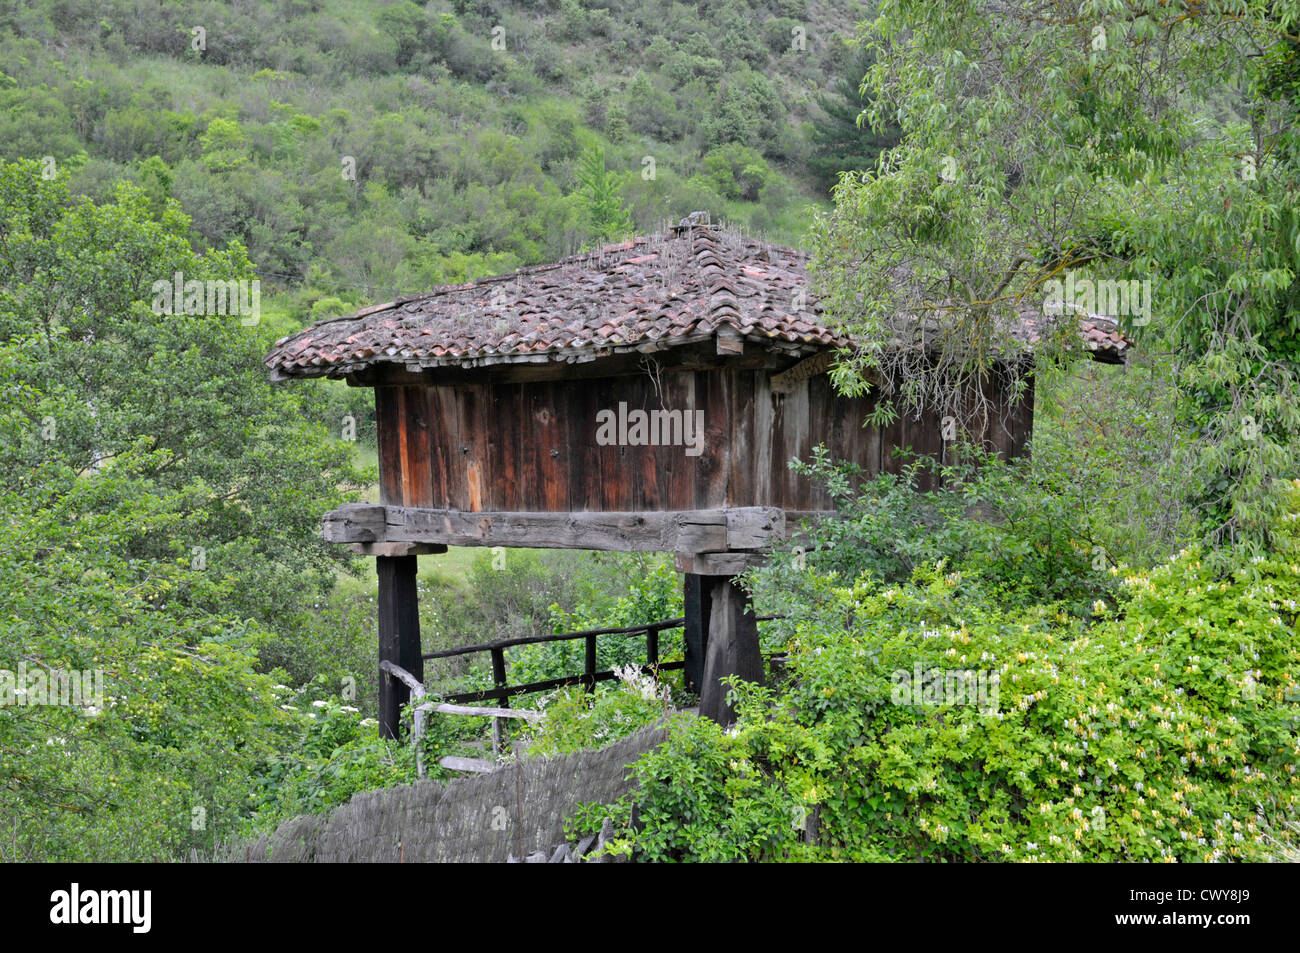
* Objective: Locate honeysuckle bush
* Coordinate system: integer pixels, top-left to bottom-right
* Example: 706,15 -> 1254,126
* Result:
246,694 -> 425,828
589,481 -> 1300,862
522,665 -> 674,758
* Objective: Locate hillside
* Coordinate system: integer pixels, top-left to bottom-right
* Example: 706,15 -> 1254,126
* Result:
0,0 -> 872,318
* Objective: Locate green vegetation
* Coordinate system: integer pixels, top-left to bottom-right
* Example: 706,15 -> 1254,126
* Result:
0,0 -> 870,320
810,0 -> 1300,553
582,465 -> 1300,862
3,0 -> 1299,865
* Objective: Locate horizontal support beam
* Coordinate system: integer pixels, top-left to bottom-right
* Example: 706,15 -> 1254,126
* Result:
423,617 -> 685,660
443,661 -> 686,705
415,701 -> 542,722
323,504 -> 826,554
347,541 -> 447,557
674,551 -> 768,575
439,756 -> 496,774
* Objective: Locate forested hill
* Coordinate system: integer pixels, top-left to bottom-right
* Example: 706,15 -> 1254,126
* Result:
0,0 -> 876,316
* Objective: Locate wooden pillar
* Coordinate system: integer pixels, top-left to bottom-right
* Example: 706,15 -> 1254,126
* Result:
698,576 -> 764,726
377,554 -> 422,740
683,573 -> 712,693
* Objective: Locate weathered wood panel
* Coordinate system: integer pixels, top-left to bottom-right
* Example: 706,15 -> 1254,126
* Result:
370,355 -> 1035,515
376,387 -> 403,506
428,382 -> 460,509
403,386 -> 433,507
694,369 -> 730,510
524,383 -> 566,512
458,383 -> 487,511
663,371 -> 697,511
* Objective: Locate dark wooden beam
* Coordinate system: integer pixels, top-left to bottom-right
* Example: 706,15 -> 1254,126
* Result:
345,340 -> 792,388
682,574 -> 712,694
698,576 -> 764,726
769,350 -> 833,394
377,555 -> 422,739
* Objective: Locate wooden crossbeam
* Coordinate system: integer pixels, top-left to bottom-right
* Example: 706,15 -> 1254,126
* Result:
324,504 -> 808,554
439,756 -> 495,774
415,701 -> 541,723
769,351 -> 834,394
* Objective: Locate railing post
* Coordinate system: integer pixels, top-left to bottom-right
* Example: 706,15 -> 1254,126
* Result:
646,626 -> 659,671
490,647 -> 508,757
584,634 -> 597,692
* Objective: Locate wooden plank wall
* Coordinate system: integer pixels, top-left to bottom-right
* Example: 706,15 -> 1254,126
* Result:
374,363 -> 1033,513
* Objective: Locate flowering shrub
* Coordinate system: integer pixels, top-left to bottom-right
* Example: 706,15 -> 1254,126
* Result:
598,481 -> 1300,862
521,664 -> 672,758
247,694 -> 421,825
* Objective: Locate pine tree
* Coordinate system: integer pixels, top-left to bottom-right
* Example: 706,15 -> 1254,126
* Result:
807,47 -> 901,192
577,144 -> 631,244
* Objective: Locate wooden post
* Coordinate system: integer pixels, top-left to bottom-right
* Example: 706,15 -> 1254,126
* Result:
377,554 -> 422,740
583,634 -> 598,692
698,576 -> 764,726
490,646 -> 508,757
683,574 -> 712,693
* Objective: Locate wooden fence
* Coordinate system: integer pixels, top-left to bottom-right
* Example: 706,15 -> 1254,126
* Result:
387,614 -> 775,776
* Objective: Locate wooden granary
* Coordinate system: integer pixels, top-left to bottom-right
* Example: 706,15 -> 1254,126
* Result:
265,222 -> 1128,734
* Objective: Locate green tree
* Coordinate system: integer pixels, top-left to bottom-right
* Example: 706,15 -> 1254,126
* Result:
811,0 -> 1300,552
0,159 -> 366,638
575,144 -> 631,244
807,44 -> 901,192
0,159 -> 376,859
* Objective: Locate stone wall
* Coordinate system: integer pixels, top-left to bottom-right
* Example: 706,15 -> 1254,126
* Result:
213,725 -> 667,863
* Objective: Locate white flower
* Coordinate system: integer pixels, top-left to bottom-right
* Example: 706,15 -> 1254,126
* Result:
311,699 -> 329,708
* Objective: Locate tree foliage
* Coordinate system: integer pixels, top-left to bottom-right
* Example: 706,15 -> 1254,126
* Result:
811,0 -> 1300,550
0,160 -> 368,858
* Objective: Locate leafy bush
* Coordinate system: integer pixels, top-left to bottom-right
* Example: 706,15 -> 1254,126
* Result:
247,695 -> 418,826
779,444 -> 1117,617
522,666 -> 672,758
591,481 -> 1300,862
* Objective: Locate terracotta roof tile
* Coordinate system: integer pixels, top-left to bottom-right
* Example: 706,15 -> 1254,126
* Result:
265,226 -> 1130,380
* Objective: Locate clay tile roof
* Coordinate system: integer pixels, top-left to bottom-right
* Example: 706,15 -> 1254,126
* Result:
264,226 -> 1130,380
